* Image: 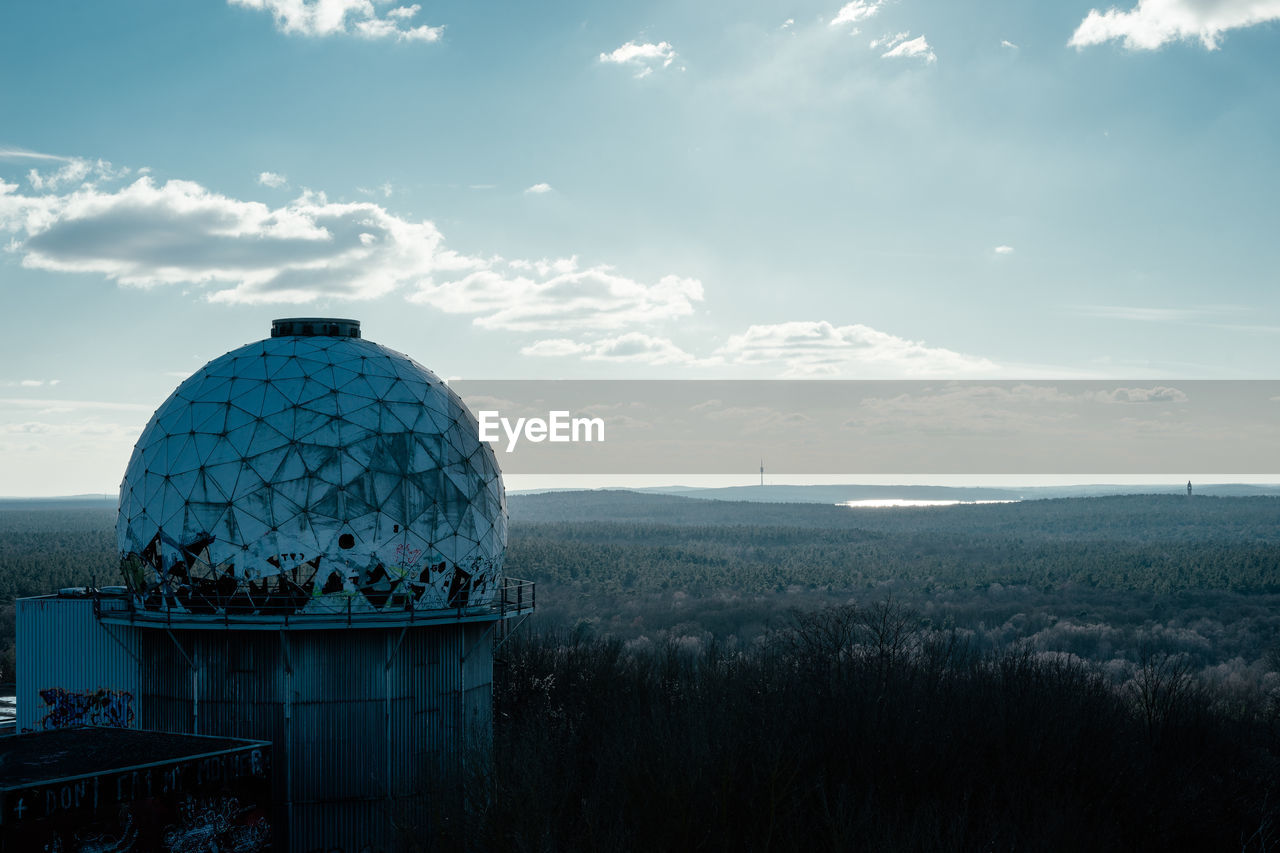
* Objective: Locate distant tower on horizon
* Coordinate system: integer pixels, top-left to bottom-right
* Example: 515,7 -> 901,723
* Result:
1188,480 -> 1193,497
760,459 -> 764,487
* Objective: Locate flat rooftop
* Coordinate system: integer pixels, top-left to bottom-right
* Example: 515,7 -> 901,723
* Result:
0,727 -> 268,789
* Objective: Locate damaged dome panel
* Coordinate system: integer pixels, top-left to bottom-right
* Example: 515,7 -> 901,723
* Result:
116,320 -> 506,619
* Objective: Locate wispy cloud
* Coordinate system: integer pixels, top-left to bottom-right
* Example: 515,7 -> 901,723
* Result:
258,171 -> 287,188
522,333 -> 698,365
524,182 -> 552,194
878,33 -> 937,63
4,379 -> 61,388
994,245 -> 1015,254
599,41 -> 677,78
840,383 -> 1191,436
1077,305 -> 1239,323
1001,39 -> 1019,49
25,157 -> 127,192
0,148 -> 74,163
0,163 -> 703,331
830,0 -> 884,31
411,258 -> 703,331
1069,0 -> 1280,50
520,339 -> 591,358
228,0 -> 443,42
1094,386 -> 1188,404
0,397 -> 152,413
717,321 -> 997,377
356,182 -> 394,198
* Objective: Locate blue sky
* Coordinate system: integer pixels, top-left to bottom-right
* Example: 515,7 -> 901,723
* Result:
2,0 -> 1279,493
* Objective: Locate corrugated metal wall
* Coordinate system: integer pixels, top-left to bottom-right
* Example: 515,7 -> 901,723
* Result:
137,621 -> 496,852
15,597 -> 140,733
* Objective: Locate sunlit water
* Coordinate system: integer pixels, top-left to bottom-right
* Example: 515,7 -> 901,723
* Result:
838,499 -> 1021,508
1,694 -> 14,725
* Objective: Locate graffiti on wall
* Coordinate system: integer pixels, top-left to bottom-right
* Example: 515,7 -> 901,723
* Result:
5,747 -> 272,851
162,795 -> 271,852
39,688 -> 135,730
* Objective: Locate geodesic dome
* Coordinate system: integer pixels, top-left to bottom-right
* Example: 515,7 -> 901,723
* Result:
117,318 -> 505,618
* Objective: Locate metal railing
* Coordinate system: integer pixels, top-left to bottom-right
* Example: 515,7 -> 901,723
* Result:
498,577 -> 536,618
91,578 -> 536,631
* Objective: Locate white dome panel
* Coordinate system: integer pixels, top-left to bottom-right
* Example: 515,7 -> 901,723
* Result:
117,321 -> 505,618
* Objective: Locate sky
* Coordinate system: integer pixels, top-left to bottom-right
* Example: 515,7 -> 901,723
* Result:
2,0 -> 1279,495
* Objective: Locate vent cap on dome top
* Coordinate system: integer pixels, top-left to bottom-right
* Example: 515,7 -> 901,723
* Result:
270,318 -> 361,338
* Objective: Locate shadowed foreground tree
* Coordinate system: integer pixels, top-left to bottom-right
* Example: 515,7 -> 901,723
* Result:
442,603 -> 1280,853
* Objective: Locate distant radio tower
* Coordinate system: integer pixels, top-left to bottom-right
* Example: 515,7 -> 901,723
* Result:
760,459 -> 764,487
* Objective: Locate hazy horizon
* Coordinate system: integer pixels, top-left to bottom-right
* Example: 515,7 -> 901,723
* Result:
7,473 -> 1280,501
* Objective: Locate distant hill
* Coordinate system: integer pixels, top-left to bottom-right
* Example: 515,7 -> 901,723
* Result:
507,489 -> 1280,541
555,483 -> 1280,503
634,484 -> 1024,503
0,495 -> 116,509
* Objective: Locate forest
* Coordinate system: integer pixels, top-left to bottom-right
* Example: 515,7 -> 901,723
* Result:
3,492 -> 1280,849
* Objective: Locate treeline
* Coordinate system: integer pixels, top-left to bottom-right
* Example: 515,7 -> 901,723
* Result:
451,603 -> 1280,852
0,506 -> 115,597
0,506 -> 113,680
509,520 -> 1280,595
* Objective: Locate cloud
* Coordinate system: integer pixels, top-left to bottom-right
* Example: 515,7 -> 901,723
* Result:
869,31 -> 910,48
837,383 -> 1189,437
520,339 -> 592,358
525,182 -> 552,194
0,176 -> 469,302
717,321 -> 997,377
841,387 -> 1071,434
523,333 -> 697,365
782,18 -> 795,29
411,258 -> 704,331
1077,305 -> 1234,322
1092,386 -> 1188,404
0,168 -> 702,329
25,158 -> 127,193
0,148 -> 74,162
507,256 -> 579,276
0,397 -> 152,413
356,182 -> 394,198
258,171 -> 287,188
599,41 -> 677,78
1001,39 -> 1019,49
994,245 -> 1015,254
831,0 -> 884,30
228,0 -> 443,41
879,33 -> 937,62
1068,0 -> 1280,50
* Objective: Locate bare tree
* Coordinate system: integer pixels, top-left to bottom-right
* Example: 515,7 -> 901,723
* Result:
1130,646 -> 1196,747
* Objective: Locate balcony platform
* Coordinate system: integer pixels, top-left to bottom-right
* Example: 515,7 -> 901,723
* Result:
85,578 -> 536,632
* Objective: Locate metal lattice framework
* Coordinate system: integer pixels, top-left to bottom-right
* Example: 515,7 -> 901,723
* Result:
117,325 -> 505,618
